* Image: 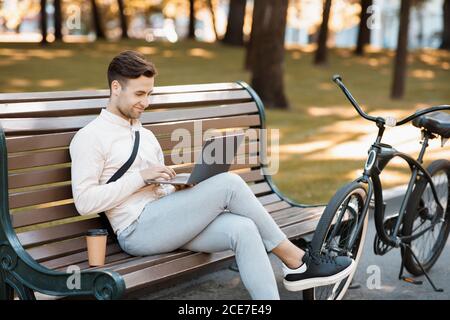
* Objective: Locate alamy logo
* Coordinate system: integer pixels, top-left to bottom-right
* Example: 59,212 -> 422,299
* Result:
66,265 -> 81,290
169,122 -> 280,175
66,5 -> 81,31
367,5 -> 381,30
366,265 -> 381,290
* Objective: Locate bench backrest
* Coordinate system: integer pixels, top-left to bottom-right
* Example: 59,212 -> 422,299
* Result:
0,82 -> 271,268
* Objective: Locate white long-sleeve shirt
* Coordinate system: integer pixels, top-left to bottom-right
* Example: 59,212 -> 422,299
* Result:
69,108 -> 175,235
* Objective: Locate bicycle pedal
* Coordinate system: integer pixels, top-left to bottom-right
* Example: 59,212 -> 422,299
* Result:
401,276 -> 423,285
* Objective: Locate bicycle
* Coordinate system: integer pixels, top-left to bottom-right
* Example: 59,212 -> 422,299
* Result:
303,75 -> 450,300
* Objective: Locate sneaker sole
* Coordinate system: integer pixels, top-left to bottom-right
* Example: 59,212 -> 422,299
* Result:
283,259 -> 356,292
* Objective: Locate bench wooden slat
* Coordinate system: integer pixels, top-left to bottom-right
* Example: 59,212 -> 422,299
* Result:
54,251 -> 132,272
9,167 -> 71,190
273,206 -> 324,228
79,251 -> 195,274
8,135 -> 259,171
0,83 -> 243,104
9,149 -> 70,171
11,169 -> 265,228
17,218 -> 103,248
1,102 -> 259,134
0,90 -> 252,118
29,239 -> 120,264
263,201 -> 291,212
271,206 -> 320,223
11,203 -> 79,229
5,115 -> 261,153
121,251 -> 234,290
257,193 -> 281,205
10,184 -> 73,210
47,249 -> 182,272
281,216 -> 321,239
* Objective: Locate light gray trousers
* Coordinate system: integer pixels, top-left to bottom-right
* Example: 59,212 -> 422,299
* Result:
117,172 -> 287,299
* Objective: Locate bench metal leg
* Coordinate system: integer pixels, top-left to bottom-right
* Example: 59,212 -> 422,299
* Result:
1,269 -> 35,300
0,270 -> 14,300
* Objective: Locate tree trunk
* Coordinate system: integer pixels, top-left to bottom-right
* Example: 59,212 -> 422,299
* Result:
207,0 -> 219,40
391,0 -> 411,100
90,0 -> 105,39
355,0 -> 372,55
244,0 -> 258,70
40,0 -> 48,45
188,0 -> 196,39
314,0 -> 332,65
441,0 -> 450,50
54,0 -> 62,41
250,0 -> 289,109
117,0 -> 128,39
223,0 -> 246,46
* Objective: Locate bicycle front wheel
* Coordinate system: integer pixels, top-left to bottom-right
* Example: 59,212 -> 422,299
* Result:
402,159 -> 450,276
303,181 -> 369,300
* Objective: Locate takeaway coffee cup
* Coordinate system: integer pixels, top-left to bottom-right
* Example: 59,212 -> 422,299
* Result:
86,229 -> 108,266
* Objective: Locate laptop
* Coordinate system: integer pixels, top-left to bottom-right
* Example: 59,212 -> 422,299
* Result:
147,133 -> 245,185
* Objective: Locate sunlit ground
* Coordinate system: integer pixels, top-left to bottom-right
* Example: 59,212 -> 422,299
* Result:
0,39 -> 449,204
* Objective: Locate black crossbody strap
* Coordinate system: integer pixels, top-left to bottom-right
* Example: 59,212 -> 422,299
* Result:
107,130 -> 140,183
100,130 -> 140,238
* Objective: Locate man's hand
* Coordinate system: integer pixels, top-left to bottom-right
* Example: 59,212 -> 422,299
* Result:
140,165 -> 176,184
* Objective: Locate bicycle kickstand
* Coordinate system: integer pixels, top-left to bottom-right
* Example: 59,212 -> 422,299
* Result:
399,243 -> 444,292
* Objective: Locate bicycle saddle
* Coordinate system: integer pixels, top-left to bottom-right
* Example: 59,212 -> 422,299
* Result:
412,111 -> 450,138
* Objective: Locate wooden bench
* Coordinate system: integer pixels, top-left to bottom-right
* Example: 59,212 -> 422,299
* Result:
0,81 -> 325,300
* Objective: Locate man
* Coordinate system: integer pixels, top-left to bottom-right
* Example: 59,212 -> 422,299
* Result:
70,50 -> 354,300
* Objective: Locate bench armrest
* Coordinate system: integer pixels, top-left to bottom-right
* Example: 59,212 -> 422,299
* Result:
0,237 -> 125,299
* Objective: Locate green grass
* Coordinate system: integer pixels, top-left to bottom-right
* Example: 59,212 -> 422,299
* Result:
1,39 -> 449,205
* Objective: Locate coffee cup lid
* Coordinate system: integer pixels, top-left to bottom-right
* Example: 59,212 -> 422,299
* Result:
86,229 -> 109,236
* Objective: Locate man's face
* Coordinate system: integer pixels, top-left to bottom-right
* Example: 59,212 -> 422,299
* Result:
112,75 -> 154,120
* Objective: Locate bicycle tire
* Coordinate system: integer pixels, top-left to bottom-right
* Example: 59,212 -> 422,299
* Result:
303,181 -> 369,300
402,159 -> 450,276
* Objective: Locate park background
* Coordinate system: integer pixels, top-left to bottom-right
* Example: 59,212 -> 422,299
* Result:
0,0 -> 449,204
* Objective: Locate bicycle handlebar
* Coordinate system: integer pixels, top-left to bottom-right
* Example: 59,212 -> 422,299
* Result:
332,74 -> 450,127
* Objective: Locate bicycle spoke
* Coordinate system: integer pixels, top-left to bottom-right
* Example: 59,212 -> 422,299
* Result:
313,189 -> 366,300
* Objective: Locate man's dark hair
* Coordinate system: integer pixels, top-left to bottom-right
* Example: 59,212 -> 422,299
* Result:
107,50 -> 157,90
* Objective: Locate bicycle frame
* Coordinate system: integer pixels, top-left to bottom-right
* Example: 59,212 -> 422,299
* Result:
345,121 -> 446,250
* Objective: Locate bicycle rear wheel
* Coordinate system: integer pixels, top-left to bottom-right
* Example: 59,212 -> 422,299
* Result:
402,159 -> 450,276
303,181 -> 369,300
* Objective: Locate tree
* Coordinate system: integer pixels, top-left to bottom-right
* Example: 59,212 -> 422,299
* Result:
249,0 -> 289,109
223,0 -> 246,46
40,0 -> 47,45
391,0 -> 412,99
441,0 -> 450,49
54,0 -> 62,41
207,0 -> 219,40
355,0 -> 372,55
188,0 -> 196,39
314,0 -> 332,65
117,0 -> 128,39
90,0 -> 105,39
